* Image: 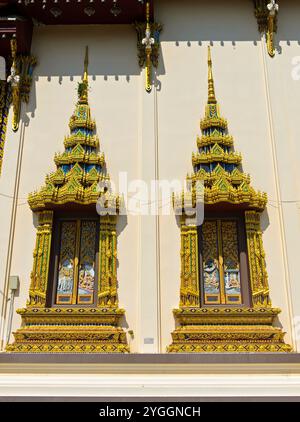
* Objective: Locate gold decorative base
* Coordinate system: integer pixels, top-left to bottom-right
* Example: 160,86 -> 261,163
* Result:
167,307 -> 292,353
6,307 -> 129,354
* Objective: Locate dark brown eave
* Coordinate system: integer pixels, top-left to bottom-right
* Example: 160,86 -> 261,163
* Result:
0,1 -> 154,74
0,0 -> 154,25
29,202 -> 99,213
0,16 -> 33,60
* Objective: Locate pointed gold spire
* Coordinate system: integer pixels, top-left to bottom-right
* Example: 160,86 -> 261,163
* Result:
146,1 -> 150,26
83,45 -> 89,84
78,46 -> 89,103
207,46 -> 217,104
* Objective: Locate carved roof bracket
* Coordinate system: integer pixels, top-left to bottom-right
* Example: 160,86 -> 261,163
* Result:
254,0 -> 279,57
134,1 -> 163,92
6,38 -> 36,132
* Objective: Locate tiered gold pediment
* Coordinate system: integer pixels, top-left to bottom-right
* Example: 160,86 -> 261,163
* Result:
179,48 -> 265,212
29,94 -> 109,212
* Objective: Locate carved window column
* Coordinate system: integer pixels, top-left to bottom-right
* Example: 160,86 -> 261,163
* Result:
245,210 -> 271,308
28,211 -> 53,307
179,221 -> 200,308
98,215 -> 118,308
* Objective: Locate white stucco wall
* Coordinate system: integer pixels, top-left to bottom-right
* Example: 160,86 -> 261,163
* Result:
0,0 -> 299,353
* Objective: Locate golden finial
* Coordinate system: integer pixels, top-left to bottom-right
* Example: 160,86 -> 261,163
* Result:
145,2 -> 150,33
83,45 -> 89,84
207,46 -> 217,104
10,38 -> 17,62
78,46 -> 89,102
146,2 -> 150,24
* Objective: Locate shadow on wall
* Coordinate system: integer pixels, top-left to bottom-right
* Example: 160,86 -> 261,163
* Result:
260,207 -> 284,331
31,25 -> 141,78
157,0 -> 300,43
260,208 -> 270,233
157,0 -> 260,43
26,25 -> 146,117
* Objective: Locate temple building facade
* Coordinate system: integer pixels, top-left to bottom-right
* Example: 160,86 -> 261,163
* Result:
0,0 -> 300,399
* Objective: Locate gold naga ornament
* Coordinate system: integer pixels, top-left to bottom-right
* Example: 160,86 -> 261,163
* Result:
168,46 -> 292,353
0,38 -> 36,174
134,1 -> 162,92
7,47 -> 129,353
254,0 -> 279,57
6,38 -> 36,132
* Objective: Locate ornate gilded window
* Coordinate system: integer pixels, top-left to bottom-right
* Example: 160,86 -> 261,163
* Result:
200,218 -> 247,306
6,47 -> 129,354
54,218 -> 98,306
168,47 -> 291,353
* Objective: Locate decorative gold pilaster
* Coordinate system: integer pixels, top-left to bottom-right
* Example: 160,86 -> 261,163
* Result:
180,221 -> 200,307
245,210 -> 271,308
28,211 -> 53,307
98,215 -> 118,307
168,46 -> 291,353
8,39 -> 20,132
254,0 -> 279,57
